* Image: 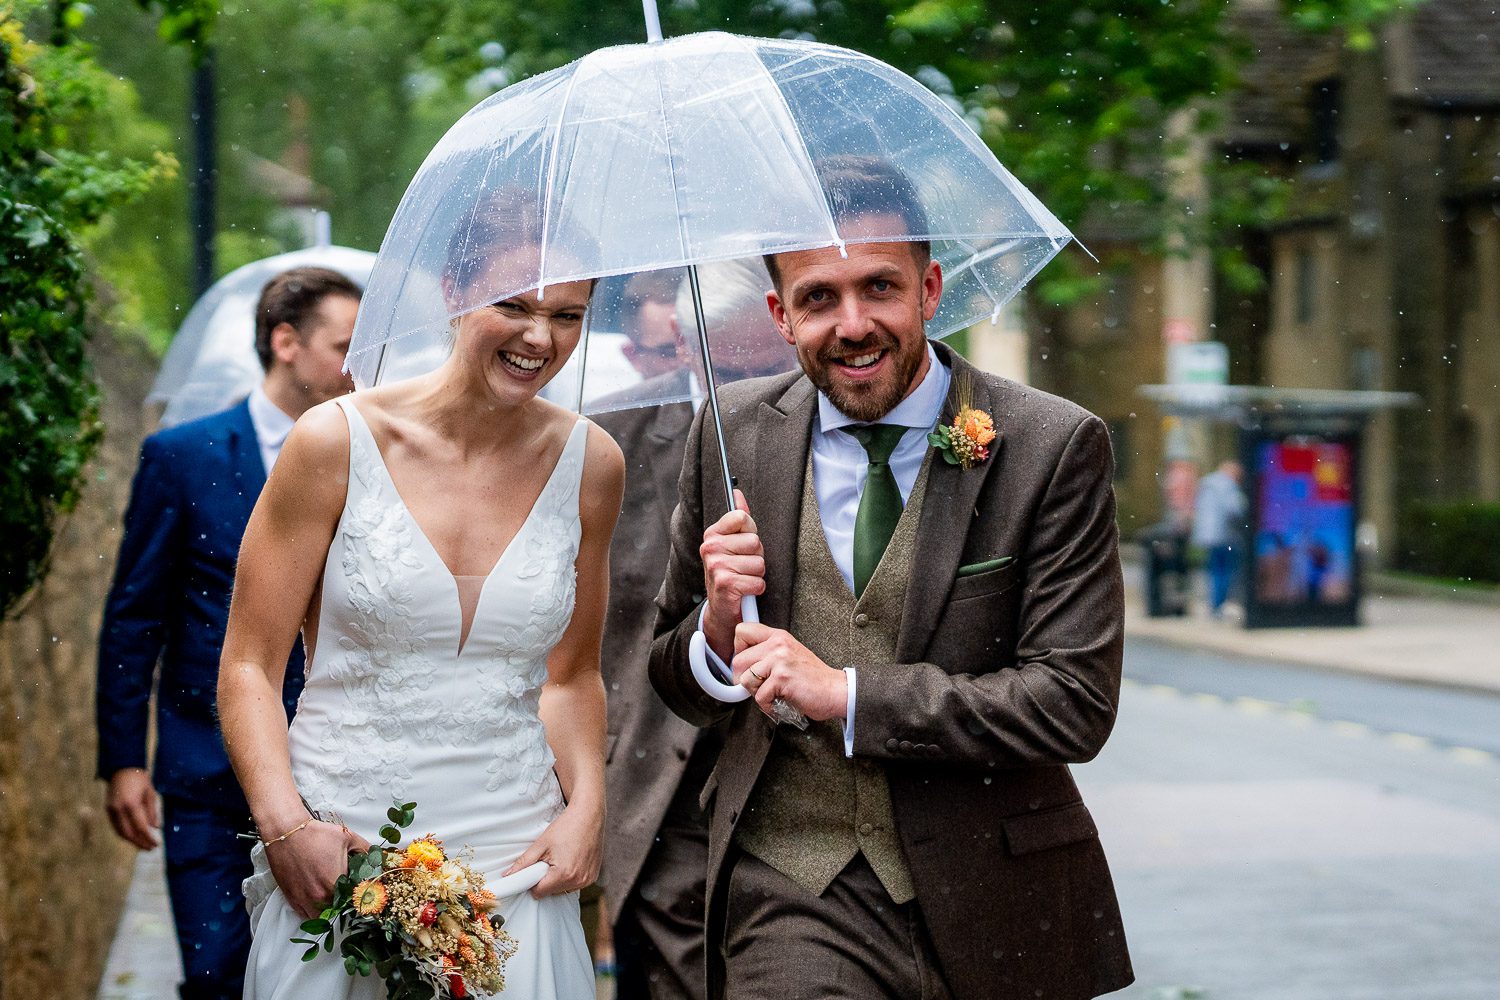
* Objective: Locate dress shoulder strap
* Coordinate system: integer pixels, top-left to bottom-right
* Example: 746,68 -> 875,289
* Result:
548,417 -> 591,514
332,396 -> 382,499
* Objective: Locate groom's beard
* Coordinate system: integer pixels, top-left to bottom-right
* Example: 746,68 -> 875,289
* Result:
803,330 -> 925,423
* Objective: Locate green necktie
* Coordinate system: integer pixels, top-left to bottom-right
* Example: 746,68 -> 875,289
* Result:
848,423 -> 908,598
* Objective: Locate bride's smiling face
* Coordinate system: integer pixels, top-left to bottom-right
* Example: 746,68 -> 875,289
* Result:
452,279 -> 592,404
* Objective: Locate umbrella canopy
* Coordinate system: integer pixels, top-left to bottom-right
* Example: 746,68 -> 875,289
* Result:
346,30 -> 1072,391
149,245 -> 376,427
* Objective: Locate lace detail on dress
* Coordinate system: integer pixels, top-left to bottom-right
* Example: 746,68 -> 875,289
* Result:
299,424 -> 439,810
475,436 -> 584,806
292,405 -> 586,817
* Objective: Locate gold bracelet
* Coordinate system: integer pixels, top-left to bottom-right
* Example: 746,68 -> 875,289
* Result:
262,817 -> 314,847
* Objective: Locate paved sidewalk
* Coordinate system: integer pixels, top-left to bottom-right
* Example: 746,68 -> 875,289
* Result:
1124,568 -> 1500,695
97,849 -> 181,1000
100,574 -> 1495,999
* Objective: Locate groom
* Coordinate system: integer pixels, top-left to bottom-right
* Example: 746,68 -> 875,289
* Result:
649,158 -> 1133,1000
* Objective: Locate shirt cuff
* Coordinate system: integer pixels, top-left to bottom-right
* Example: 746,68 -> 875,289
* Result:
842,667 -> 856,757
695,604 -> 733,683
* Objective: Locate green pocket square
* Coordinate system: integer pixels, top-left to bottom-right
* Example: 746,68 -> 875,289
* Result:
956,556 -> 1014,577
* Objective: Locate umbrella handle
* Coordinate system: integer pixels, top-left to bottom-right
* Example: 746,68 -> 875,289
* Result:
688,595 -> 757,702
688,596 -> 809,729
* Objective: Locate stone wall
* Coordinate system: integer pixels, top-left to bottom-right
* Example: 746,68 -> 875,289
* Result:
0,326 -> 159,999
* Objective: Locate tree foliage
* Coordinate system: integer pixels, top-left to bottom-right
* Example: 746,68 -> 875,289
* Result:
0,5 -> 174,617
396,0 -> 1415,301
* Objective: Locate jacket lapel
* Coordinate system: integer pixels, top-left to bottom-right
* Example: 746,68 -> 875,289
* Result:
896,347 -> 1002,663
225,399 -> 268,518
647,401 -> 694,533
749,378 -> 817,631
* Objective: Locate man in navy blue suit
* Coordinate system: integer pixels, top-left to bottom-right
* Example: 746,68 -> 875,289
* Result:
97,267 -> 361,1000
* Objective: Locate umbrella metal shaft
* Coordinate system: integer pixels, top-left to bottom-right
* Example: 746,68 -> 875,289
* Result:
686,264 -> 738,516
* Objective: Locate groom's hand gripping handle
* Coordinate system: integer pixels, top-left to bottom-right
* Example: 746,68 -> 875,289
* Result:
733,623 -> 850,724
700,488 -> 765,664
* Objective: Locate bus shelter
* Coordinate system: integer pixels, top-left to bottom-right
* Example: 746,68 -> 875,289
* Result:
1138,384 -> 1416,629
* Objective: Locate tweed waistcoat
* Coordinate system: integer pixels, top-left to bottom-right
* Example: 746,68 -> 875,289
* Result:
733,454 -> 931,903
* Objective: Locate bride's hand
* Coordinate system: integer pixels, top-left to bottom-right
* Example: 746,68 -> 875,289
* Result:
264,818 -> 371,920
504,801 -> 603,899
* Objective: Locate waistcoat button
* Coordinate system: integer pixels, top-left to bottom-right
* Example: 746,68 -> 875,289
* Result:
853,613 -> 870,627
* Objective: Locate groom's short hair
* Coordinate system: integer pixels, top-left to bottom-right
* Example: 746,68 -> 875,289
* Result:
764,156 -> 931,290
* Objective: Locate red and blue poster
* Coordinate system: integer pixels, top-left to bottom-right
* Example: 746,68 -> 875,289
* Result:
1252,439 -> 1355,607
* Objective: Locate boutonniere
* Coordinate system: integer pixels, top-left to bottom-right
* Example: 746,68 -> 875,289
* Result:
927,376 -> 996,470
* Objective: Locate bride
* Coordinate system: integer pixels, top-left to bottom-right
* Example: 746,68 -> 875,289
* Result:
218,228 -> 622,998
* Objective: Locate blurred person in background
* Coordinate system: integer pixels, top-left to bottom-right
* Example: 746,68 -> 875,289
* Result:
96,267 -> 360,1000
619,268 -> 686,381
594,258 -> 786,999
1192,459 -> 1248,617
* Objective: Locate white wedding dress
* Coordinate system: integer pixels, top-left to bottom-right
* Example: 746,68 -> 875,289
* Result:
242,398 -> 595,999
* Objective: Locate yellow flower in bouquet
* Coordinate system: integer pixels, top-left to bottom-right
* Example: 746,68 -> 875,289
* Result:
291,803 -> 518,1000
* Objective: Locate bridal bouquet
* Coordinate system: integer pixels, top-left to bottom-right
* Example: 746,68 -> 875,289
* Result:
292,802 -> 518,999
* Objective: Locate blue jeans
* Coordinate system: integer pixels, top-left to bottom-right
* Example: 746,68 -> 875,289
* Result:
1206,545 -> 1238,612
161,797 -> 256,1000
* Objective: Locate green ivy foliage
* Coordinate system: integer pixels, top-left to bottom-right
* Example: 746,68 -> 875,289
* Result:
1,9 -> 173,617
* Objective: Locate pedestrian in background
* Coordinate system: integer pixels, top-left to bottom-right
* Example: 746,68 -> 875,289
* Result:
1192,459 -> 1248,617
96,267 -> 360,1000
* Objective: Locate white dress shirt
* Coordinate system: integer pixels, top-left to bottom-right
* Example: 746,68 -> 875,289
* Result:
246,385 -> 297,476
698,343 -> 952,755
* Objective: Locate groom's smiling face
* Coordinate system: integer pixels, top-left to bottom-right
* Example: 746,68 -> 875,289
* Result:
766,214 -> 943,422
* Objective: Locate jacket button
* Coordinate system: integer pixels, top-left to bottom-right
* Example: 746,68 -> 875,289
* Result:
885,738 -> 899,751
858,822 -> 874,835
854,613 -> 870,627
899,740 -> 913,753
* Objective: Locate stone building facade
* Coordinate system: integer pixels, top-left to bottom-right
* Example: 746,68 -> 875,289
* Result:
0,327 -> 157,998
1029,0 -> 1500,561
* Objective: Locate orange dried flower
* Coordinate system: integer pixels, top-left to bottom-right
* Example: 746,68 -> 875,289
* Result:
403,837 -> 445,871
352,879 -> 388,916
959,408 -> 996,447
467,888 -> 496,913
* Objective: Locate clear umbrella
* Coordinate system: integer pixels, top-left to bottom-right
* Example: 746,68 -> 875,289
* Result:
149,244 -> 376,427
345,29 -> 1070,388
347,26 -> 1074,718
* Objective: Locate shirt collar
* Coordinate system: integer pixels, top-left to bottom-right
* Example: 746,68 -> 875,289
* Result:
247,384 -> 297,449
816,341 -> 950,435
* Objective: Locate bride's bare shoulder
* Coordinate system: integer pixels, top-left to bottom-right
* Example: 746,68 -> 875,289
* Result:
280,397 -> 352,466
578,417 -> 625,529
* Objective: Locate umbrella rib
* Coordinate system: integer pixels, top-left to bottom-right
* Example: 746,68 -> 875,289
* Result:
537,60 -> 587,295
648,55 -> 691,260
948,237 -> 1008,320
742,35 -> 844,254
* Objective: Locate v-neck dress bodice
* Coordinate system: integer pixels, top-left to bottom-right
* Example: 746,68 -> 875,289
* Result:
243,398 -> 595,999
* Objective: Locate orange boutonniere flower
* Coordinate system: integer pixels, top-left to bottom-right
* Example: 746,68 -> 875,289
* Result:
928,376 -> 996,470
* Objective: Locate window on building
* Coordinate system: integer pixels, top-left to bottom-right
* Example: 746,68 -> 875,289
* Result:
1311,77 -> 1342,165
1352,345 -> 1381,391
1295,248 -> 1317,325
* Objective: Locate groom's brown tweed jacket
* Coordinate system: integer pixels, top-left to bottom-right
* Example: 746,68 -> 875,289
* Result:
649,342 -> 1134,1000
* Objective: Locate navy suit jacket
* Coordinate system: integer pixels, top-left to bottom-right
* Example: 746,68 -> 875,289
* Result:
97,398 -> 304,809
